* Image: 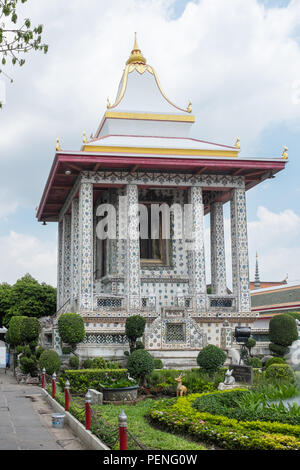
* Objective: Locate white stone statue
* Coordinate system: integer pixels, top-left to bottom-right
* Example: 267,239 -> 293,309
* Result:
218,368 -> 236,391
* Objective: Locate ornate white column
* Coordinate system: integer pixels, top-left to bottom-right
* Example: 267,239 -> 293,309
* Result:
187,186 -> 207,311
230,188 -> 251,313
210,201 -> 227,295
57,221 -> 63,309
71,198 -> 79,310
62,214 -> 71,304
125,184 -> 141,311
78,182 -> 94,310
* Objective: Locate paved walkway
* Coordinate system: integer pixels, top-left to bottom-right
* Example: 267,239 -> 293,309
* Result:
0,369 -> 87,450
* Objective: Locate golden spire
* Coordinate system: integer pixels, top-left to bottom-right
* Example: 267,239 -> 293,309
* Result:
235,137 -> 240,149
282,146 -> 288,159
126,32 -> 146,65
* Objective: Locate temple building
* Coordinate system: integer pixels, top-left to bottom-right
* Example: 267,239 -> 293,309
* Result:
36,35 -> 287,366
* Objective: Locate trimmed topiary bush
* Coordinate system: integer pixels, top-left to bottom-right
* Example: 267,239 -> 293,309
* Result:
69,355 -> 80,369
265,364 -> 295,383
125,315 -> 146,353
127,349 -> 155,385
154,358 -> 163,369
269,343 -> 289,357
91,357 -> 106,369
39,349 -> 61,375
269,314 -> 298,357
58,312 -> 85,354
62,346 -> 72,355
35,346 -> 44,359
197,345 -> 227,377
265,357 -> 286,368
248,357 -> 262,368
81,358 -> 93,369
20,355 -> 37,375
21,317 -> 41,344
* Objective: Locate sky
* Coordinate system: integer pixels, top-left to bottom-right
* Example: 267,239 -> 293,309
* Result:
0,0 -> 300,288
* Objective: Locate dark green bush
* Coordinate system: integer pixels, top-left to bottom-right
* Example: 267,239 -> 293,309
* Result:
62,346 -> 72,355
21,317 -> 41,343
248,357 -> 262,368
60,369 -> 129,394
35,346 -> 44,359
91,357 -> 106,369
269,343 -> 289,357
197,345 -> 227,376
69,355 -> 80,369
265,357 -> 286,368
6,316 -> 27,347
125,315 -> 146,353
81,358 -> 93,369
154,358 -> 163,369
39,349 -> 61,375
135,341 -> 145,350
127,349 -> 154,384
106,360 -> 121,369
58,312 -> 85,352
265,364 -> 295,384
269,314 -> 298,356
19,355 -> 38,376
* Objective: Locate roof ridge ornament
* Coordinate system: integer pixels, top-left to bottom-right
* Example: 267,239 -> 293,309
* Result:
282,146 -> 288,159
126,32 -> 146,65
235,137 -> 240,149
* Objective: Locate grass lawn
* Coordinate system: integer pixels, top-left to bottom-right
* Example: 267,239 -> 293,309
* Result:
94,398 -> 207,451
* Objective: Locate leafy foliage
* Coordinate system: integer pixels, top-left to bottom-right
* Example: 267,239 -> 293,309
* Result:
2,274 -> 56,326
69,355 -> 80,370
269,314 -> 298,351
58,312 -> 85,352
247,357 -> 262,368
39,349 -> 61,375
265,357 -> 286,368
197,345 -> 227,376
90,357 -> 106,369
154,358 -> 163,369
265,364 -> 295,384
127,349 -> 154,384
125,315 -> 146,353
59,369 -> 129,394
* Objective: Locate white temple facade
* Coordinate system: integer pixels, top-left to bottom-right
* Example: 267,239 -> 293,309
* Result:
37,35 -> 287,366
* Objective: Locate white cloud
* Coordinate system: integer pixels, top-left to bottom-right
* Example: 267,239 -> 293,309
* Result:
0,231 -> 57,286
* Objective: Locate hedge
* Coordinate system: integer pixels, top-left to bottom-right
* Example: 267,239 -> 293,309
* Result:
147,390 -> 300,450
60,369 -> 129,393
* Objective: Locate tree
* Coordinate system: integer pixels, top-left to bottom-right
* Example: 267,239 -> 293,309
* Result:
2,274 -> 56,326
0,0 -> 48,106
246,337 -> 256,357
58,312 -> 85,355
127,349 -> 154,385
125,315 -> 146,353
269,314 -> 298,357
197,345 -> 227,378
0,282 -> 11,326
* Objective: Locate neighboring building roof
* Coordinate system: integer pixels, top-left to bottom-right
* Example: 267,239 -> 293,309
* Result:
251,282 -> 300,318
250,280 -> 287,290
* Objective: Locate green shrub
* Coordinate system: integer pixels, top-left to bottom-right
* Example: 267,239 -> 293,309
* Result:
81,358 -> 93,369
91,357 -> 106,369
35,346 -> 44,359
265,364 -> 295,384
248,357 -> 262,368
125,315 -> 146,353
135,341 -> 145,350
58,312 -> 85,352
6,316 -> 27,347
60,369 -> 129,394
19,355 -> 38,376
197,345 -> 227,376
69,355 -> 80,369
265,357 -> 286,368
269,343 -> 289,357
106,360 -> 121,369
62,346 -> 72,355
21,317 -> 41,344
269,314 -> 298,356
127,349 -> 154,384
154,358 -> 163,369
39,349 -> 61,375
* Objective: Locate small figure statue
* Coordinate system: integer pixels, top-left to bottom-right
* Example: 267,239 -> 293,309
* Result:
174,373 -> 187,397
224,368 -> 235,385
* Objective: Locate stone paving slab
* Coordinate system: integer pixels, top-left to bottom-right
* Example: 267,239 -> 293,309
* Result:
0,369 -> 87,450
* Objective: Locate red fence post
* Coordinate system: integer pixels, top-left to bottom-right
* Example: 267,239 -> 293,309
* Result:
65,380 -> 70,411
85,390 -> 92,430
118,410 -> 127,450
52,372 -> 56,399
41,367 -> 46,389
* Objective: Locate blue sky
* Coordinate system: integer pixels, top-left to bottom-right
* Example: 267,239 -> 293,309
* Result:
0,0 -> 300,287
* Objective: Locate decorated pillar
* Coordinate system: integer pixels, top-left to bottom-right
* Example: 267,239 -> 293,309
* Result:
210,201 -> 227,295
78,182 -> 94,310
125,184 -> 141,311
57,221 -> 63,309
70,198 -> 80,310
187,186 -> 207,311
62,214 -> 71,304
230,188 -> 251,313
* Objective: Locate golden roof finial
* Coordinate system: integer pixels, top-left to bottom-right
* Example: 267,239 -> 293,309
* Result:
235,137 -> 240,149
83,131 -> 87,144
187,101 -> 192,113
126,32 -> 146,65
282,146 -> 288,159
56,137 -> 61,151
107,97 -> 111,109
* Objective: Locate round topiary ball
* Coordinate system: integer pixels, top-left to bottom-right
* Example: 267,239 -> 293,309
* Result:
269,314 -> 298,347
69,355 -> 80,370
265,357 -> 286,368
39,350 -> 61,375
127,349 -> 155,384
265,363 -> 295,383
197,345 -> 227,376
